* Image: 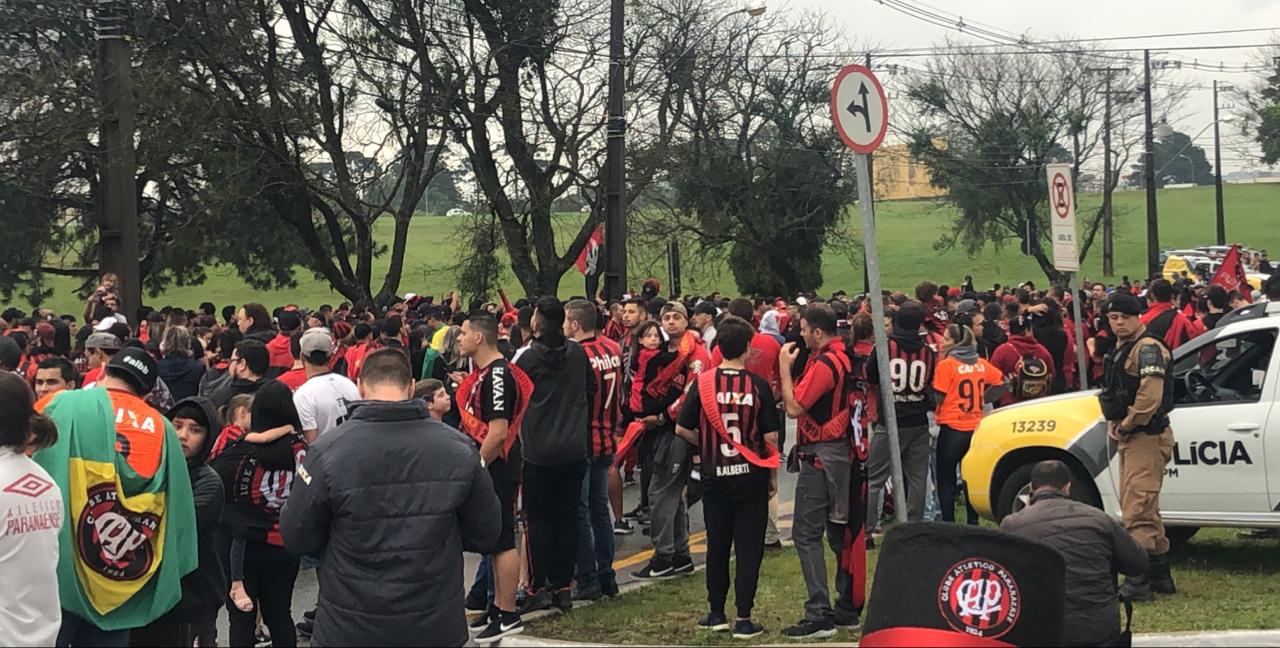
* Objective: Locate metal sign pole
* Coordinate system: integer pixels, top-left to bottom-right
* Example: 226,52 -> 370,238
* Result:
1071,273 -> 1090,389
855,152 -> 908,523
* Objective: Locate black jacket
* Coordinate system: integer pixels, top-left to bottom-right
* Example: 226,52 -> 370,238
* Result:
208,376 -> 269,409
516,333 -> 596,466
280,399 -> 501,648
159,397 -> 226,624
158,355 -> 207,402
1000,490 -> 1147,646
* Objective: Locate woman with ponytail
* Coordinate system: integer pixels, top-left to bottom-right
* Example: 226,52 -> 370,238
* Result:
932,324 -> 1004,525
0,371 -> 63,645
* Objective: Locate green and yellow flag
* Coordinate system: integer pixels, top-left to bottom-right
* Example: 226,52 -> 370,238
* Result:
34,388 -> 196,631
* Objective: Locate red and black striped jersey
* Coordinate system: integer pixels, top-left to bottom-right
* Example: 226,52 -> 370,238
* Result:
677,368 -> 781,482
581,336 -> 623,457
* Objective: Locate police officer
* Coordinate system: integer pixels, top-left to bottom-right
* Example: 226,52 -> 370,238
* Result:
1098,292 -> 1176,602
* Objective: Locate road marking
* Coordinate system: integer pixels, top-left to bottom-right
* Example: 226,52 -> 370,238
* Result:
612,531 -> 708,570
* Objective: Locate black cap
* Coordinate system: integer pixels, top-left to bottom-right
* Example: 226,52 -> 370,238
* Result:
277,310 -> 303,332
1108,292 -> 1143,316
106,347 -> 159,395
862,523 -> 1066,647
692,301 -> 718,317
0,336 -> 20,371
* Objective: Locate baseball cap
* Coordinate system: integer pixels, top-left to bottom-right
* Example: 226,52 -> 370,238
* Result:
106,347 -> 158,395
277,310 -> 303,332
300,328 -> 335,361
659,302 -> 687,319
692,301 -> 718,317
86,332 -> 123,351
955,299 -> 979,316
93,314 -> 127,331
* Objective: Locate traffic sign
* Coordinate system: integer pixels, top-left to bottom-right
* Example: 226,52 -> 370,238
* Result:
831,65 -> 888,154
1046,163 -> 1079,272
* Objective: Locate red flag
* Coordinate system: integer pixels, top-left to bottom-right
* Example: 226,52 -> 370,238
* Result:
1211,244 -> 1252,303
498,289 -> 513,314
576,224 -> 604,276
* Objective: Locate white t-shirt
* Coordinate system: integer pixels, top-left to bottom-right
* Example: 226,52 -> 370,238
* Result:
293,372 -> 362,437
0,447 -> 63,646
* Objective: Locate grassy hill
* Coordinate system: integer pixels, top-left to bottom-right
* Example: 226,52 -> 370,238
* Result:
27,183 -> 1280,315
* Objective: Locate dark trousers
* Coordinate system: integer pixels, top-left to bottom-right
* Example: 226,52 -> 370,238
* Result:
637,428 -> 659,509
524,461 -> 587,592
936,425 -> 979,525
57,611 -> 129,648
702,474 -> 769,619
225,541 -> 300,648
576,454 -> 617,587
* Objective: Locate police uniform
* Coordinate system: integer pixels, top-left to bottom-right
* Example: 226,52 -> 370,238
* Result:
1097,292 -> 1176,601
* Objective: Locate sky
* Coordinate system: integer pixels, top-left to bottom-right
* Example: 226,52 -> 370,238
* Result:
786,0 -> 1280,172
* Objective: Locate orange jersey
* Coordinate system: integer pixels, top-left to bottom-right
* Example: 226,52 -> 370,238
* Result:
106,390 -> 167,478
932,356 -> 1003,432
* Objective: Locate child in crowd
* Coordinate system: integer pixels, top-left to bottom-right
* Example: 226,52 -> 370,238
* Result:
414,379 -> 452,422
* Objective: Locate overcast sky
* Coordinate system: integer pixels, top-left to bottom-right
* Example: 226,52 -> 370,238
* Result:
786,0 -> 1279,172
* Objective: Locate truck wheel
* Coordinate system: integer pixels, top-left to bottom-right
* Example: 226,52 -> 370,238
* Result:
995,460 -> 1101,522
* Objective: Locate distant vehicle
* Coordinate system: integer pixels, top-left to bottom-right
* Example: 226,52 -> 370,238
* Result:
445,208 -> 471,218
580,206 -> 591,214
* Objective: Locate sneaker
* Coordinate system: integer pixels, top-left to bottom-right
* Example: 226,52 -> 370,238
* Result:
254,626 -> 271,647
623,473 -> 636,487
464,591 -> 488,612
517,589 -> 553,615
572,581 -> 602,602
600,578 -> 620,597
304,608 -> 316,622
632,558 -> 675,580
764,540 -> 784,551
833,609 -> 861,630
733,619 -> 765,639
698,612 -> 730,632
614,519 -> 635,535
623,505 -> 649,521
294,618 -> 313,638
782,618 -> 837,641
672,557 -> 696,576
553,589 -> 574,613
468,609 -> 491,631
474,615 -> 524,645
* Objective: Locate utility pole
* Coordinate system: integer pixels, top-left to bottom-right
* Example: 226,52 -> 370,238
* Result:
1213,80 -> 1228,246
96,0 -> 140,322
603,0 -> 627,299
862,51 -> 873,296
1142,50 -> 1160,280
1089,67 -> 1125,277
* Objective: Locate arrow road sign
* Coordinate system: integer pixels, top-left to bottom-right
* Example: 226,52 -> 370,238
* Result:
831,65 -> 888,154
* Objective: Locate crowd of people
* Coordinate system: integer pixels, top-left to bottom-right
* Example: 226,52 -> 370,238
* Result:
0,265 -> 1273,647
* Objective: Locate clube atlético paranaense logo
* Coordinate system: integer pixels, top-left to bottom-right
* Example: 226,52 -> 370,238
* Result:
937,558 -> 1021,639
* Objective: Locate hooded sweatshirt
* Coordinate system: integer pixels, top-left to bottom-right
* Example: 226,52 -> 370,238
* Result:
991,335 -> 1056,407
515,332 -> 596,466
759,311 -> 785,344
157,354 -> 207,402
150,397 -> 225,625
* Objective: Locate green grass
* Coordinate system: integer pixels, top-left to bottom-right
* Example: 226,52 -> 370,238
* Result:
527,528 -> 1280,644
27,183 -> 1280,315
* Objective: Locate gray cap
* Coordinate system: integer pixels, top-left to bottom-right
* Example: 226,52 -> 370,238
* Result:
86,332 -> 123,351
955,299 -> 979,315
300,327 -> 334,361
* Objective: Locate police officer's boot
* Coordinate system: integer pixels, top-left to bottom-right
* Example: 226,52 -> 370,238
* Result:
1148,552 -> 1176,595
1119,572 -> 1155,603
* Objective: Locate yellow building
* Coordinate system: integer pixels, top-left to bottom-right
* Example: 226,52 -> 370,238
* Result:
872,144 -> 948,201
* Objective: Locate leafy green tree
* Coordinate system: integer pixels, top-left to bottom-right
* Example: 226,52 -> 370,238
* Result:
1129,130 -> 1214,187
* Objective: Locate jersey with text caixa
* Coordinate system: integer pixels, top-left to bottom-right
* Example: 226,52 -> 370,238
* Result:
677,368 -> 781,486
581,336 -> 623,457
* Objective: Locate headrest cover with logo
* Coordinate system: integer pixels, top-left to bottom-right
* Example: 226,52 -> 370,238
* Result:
860,522 -> 1065,648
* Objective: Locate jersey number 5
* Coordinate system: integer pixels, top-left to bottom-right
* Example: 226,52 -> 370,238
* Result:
720,412 -> 742,458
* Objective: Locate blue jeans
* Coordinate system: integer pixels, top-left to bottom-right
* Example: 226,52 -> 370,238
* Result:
467,555 -> 493,608
576,454 -> 616,586
57,610 -> 130,648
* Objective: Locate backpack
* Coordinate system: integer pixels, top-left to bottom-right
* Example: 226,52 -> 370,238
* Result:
1012,353 -> 1051,400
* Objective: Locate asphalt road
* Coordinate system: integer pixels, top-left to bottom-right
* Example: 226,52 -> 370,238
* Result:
214,422 -> 802,645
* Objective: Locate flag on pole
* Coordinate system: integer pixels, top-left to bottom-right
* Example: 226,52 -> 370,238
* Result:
576,225 -> 604,276
1211,244 -> 1252,303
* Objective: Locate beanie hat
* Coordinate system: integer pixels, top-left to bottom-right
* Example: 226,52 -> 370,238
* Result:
861,523 -> 1065,647
1108,292 -> 1143,317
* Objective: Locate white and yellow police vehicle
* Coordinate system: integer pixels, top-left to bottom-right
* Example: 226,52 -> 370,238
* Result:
962,300 -> 1280,544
